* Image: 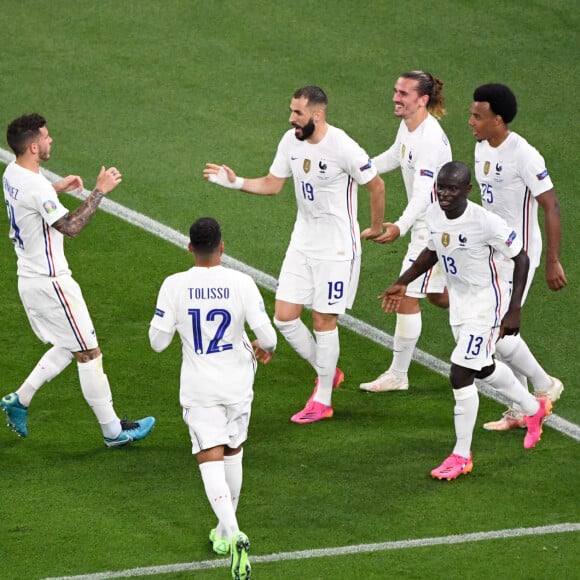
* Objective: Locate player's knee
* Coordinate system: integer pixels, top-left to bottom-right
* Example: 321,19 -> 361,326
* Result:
273,317 -> 299,331
494,334 -> 519,361
73,347 -> 102,363
450,364 -> 477,388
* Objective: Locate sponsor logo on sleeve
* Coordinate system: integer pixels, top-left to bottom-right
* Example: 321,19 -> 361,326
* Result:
359,158 -> 372,172
154,307 -> 165,318
505,230 -> 517,247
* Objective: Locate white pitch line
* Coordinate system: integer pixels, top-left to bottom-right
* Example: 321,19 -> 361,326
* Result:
41,523 -> 580,579
0,148 -> 578,441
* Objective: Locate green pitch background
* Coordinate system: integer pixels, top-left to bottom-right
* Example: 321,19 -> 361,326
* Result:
0,1 -> 578,579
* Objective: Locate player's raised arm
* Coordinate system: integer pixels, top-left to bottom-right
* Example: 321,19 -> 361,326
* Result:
52,166 -> 121,239
204,163 -> 286,196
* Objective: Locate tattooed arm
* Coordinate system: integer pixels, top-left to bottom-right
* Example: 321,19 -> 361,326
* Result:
52,166 -> 122,238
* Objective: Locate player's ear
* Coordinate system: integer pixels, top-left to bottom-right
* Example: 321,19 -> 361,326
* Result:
188,243 -> 194,255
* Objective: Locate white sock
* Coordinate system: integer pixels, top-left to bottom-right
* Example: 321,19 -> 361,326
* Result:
312,328 -> 340,406
274,318 -> 317,368
199,460 -> 239,540
77,355 -> 121,438
224,449 -> 243,512
452,384 -> 479,459
482,360 -> 540,416
495,334 -> 551,391
390,312 -> 422,374
16,347 -> 74,407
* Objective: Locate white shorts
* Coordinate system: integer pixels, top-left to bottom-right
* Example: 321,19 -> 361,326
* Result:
182,391 -> 253,455
18,275 -> 98,352
450,322 -> 499,371
497,261 -> 536,307
401,227 -> 446,298
276,246 -> 360,314
522,265 -> 536,307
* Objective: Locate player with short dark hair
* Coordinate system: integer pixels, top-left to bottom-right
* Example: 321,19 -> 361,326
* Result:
380,161 -> 552,480
204,86 -> 385,424
469,83 -> 567,431
1,113 -> 155,446
150,217 -> 277,579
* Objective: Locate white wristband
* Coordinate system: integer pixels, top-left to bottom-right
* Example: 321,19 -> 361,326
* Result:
208,166 -> 244,190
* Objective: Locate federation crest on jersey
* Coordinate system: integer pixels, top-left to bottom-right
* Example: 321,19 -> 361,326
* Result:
483,161 -> 490,176
303,159 -> 311,173
441,233 -> 450,247
401,144 -> 406,160
42,200 -> 58,214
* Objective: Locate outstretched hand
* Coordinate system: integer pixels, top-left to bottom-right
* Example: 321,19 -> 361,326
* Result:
95,166 -> 122,195
360,226 -> 383,240
53,175 -> 84,194
378,284 -> 407,313
371,223 -> 401,244
203,163 -> 243,189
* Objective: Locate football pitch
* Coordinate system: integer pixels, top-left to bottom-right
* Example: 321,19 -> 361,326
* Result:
1,1 -> 578,579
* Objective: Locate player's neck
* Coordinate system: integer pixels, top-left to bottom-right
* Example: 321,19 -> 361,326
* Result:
15,155 -> 41,173
486,128 -> 510,148
194,257 -> 221,268
307,121 -> 329,145
444,200 -> 468,220
404,108 -> 428,132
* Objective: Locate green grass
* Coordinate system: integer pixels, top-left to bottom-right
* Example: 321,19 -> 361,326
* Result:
0,1 -> 578,579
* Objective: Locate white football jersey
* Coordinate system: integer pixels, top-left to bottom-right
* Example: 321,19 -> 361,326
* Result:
474,131 -> 553,268
3,161 -> 71,278
426,201 -> 523,327
150,265 -> 272,407
269,124 -> 378,261
373,114 -> 452,237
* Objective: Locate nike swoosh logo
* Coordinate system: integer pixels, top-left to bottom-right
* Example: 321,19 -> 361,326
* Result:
291,156 -> 298,160
464,356 -> 477,360
328,301 -> 340,305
